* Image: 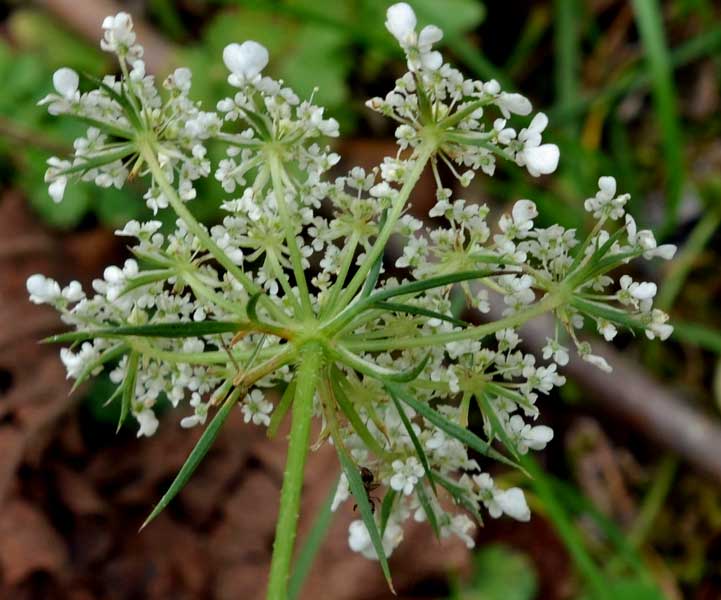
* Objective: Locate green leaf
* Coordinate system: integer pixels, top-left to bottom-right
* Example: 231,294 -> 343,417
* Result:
333,345 -> 430,383
475,392 -> 521,461
571,297 -> 644,331
331,372 -> 389,458
368,270 -> 497,304
118,351 -> 139,433
141,387 -> 241,530
431,471 -> 484,525
71,342 -> 128,393
386,384 -> 437,495
379,489 -> 397,536
672,321 -> 721,353
44,320 -> 242,344
388,383 -> 523,472
579,578 -> 664,600
267,380 -> 296,439
416,482 -> 440,540
631,0 -> 684,233
373,300 -> 469,328
361,209 -> 388,298
453,544 -> 537,600
336,447 -> 395,593
288,475 -> 339,600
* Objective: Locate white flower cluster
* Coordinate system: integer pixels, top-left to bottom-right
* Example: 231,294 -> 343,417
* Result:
28,3 -> 676,563
39,12 -> 219,211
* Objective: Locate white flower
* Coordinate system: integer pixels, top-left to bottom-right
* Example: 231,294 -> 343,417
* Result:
385,3 -> 416,43
48,177 -> 67,203
136,409 -> 159,438
495,488 -> 531,521
631,281 -> 657,301
331,473 -> 350,511
515,113 -> 559,177
582,352 -> 612,373
495,92 -> 532,117
60,342 -> 99,379
27,274 -> 61,304
100,12 -> 141,59
241,389 -> 273,426
389,456 -> 424,495
62,281 -> 85,303
348,519 -> 404,559
542,338 -> 569,366
385,3 -> 443,71
645,309 -> 673,341
223,41 -> 269,85
53,68 -> 79,99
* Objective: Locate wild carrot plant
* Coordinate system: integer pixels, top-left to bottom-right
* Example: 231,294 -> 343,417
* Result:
28,4 -> 675,597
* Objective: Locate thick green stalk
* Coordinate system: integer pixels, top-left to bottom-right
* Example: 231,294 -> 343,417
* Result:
336,143 -> 435,308
344,291 -> 564,351
266,342 -> 324,600
269,155 -> 313,318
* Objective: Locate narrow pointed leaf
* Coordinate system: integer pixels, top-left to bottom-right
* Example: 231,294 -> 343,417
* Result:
571,297 -> 644,330
372,301 -> 468,328
475,392 -> 521,461
361,210 -> 388,298
267,380 -> 296,439
388,383 -> 522,472
333,345 -> 430,383
368,270 -> 497,304
141,388 -> 241,530
71,342 -> 128,393
288,475 -> 339,600
44,320 -> 243,344
386,385 -> 437,496
379,490 -> 397,536
118,351 -> 139,433
331,373 -> 389,458
336,448 -> 395,593
431,471 -> 484,525
416,482 -> 441,540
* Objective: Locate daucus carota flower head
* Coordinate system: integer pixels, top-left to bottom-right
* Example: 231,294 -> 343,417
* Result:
28,1 -> 676,587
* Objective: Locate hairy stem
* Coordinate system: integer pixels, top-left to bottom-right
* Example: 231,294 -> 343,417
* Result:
266,342 -> 324,599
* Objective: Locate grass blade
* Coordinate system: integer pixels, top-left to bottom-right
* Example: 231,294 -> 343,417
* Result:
140,387 -> 242,530
631,0 -> 684,232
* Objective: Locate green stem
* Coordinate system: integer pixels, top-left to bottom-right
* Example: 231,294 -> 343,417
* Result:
320,232 -> 360,318
335,144 -> 435,308
269,155 -> 313,318
140,141 -> 287,325
266,342 -> 324,600
344,291 -> 564,351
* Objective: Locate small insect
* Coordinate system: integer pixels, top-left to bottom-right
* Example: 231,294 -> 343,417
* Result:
353,467 -> 381,513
